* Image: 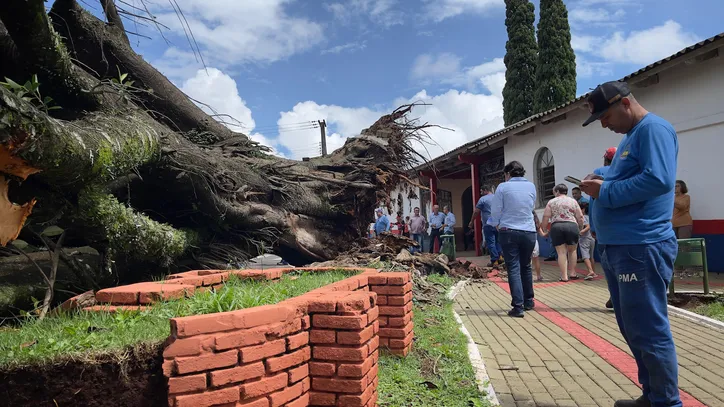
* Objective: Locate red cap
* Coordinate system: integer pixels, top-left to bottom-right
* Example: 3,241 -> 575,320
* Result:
604,147 -> 617,161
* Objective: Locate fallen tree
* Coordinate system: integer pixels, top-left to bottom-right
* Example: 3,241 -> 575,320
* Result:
0,0 -> 432,309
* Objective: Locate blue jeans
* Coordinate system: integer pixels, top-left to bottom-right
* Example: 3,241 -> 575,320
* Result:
499,229 -> 537,312
411,233 -> 423,253
483,224 -> 502,261
600,237 -> 681,407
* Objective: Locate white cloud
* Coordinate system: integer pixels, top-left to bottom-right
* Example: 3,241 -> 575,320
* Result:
180,68 -> 286,157
600,20 -> 700,65
149,0 -> 324,67
325,0 -> 403,28
275,86 -> 505,162
321,41 -> 368,55
411,53 -> 506,94
576,57 -> 613,80
423,0 -> 504,22
571,34 -> 598,53
569,8 -> 625,26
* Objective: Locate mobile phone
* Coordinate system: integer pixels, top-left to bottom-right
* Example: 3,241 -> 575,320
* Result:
565,176 -> 582,186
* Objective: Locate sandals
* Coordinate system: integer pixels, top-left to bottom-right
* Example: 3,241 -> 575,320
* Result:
559,278 -> 569,282
584,272 -> 598,281
569,275 -> 580,280
535,276 -> 544,282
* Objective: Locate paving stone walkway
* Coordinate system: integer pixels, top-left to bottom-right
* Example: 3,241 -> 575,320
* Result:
454,258 -> 723,407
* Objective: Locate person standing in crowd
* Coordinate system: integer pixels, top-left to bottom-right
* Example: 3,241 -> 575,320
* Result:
408,207 -> 426,253
374,208 -> 390,236
591,147 -> 616,309
580,80 -> 681,407
490,161 -> 537,318
469,185 -> 503,267
442,205 -> 456,234
572,187 -> 589,206
672,180 -> 693,238
579,203 -> 598,280
428,205 -> 446,253
532,209 -> 543,282
540,184 -> 585,282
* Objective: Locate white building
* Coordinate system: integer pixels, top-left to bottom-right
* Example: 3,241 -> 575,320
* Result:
402,32 -> 724,269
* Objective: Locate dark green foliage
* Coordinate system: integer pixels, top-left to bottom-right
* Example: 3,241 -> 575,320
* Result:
502,0 -> 538,126
534,0 -> 577,113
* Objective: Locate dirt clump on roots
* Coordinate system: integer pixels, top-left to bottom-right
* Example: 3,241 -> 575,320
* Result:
0,344 -> 166,407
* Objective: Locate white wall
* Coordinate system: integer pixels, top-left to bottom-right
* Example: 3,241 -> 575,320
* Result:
505,49 -> 724,220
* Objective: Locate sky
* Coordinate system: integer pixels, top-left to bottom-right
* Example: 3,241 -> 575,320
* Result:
64,0 -> 723,160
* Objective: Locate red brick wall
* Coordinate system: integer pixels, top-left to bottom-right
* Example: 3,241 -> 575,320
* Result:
155,268 -> 411,407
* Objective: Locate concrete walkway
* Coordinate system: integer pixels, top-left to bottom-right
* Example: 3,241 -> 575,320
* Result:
454,258 -> 723,407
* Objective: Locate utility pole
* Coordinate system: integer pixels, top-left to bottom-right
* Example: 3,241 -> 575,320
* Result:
318,120 -> 327,156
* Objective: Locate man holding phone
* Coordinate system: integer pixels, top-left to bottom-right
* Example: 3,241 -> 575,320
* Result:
580,81 -> 680,407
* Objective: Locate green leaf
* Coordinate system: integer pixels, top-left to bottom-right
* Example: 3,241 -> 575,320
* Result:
43,96 -> 53,104
120,73 -> 128,82
41,225 -> 65,237
11,239 -> 29,250
3,78 -> 22,89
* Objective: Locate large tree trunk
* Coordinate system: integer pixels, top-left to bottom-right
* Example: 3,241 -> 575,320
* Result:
0,0 -> 429,307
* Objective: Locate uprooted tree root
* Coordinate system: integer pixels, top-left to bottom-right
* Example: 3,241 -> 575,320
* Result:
0,342 -> 166,407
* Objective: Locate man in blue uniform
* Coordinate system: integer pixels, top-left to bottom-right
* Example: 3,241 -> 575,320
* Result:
580,81 -> 681,407
374,208 -> 390,236
469,185 -> 503,267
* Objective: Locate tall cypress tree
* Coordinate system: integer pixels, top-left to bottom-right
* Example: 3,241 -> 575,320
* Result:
534,0 -> 577,113
502,0 -> 538,126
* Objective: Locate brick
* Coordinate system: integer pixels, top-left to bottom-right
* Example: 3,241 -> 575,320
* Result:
239,339 -> 286,363
367,390 -> 378,407
309,391 -> 336,406
266,318 -> 303,339
236,304 -> 295,330
337,356 -> 374,378
266,347 -> 311,373
163,359 -> 175,376
308,296 -> 339,313
164,335 -> 215,358
209,362 -> 265,387
385,272 -> 410,285
313,314 -> 367,330
240,372 -> 287,398
310,330 -> 336,344
378,317 -> 388,327
237,397 -> 270,407
268,380 -> 304,407
95,285 -> 139,304
368,275 -> 387,285
378,302 -> 412,317
301,315 -> 311,330
175,350 -> 238,374
337,324 -> 374,346
285,392 -> 310,407
312,377 -> 366,393
286,331 -> 309,351
367,335 -> 380,355
313,345 -> 367,362
390,331 -> 414,349
376,295 -> 388,305
337,293 -> 372,313
338,384 -> 375,407
387,312 -> 413,327
168,373 -> 206,394
372,320 -> 379,335
370,282 -> 412,296
379,321 -> 414,339
175,386 -> 239,407
171,305 -> 293,338
365,306 -> 379,323
387,292 -> 413,306
139,283 -> 195,304
309,362 -> 336,376
288,363 -> 309,383
215,328 -> 267,351
365,364 -> 379,385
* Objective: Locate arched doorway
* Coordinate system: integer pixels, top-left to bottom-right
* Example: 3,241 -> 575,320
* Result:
462,186 -> 473,252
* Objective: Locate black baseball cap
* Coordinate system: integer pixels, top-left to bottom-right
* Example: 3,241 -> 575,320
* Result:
582,80 -> 631,127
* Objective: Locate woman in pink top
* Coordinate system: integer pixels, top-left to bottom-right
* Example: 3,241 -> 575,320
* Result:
540,184 -> 585,281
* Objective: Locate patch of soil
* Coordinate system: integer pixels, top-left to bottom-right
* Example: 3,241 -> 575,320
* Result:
0,344 -> 166,407
668,293 -> 723,310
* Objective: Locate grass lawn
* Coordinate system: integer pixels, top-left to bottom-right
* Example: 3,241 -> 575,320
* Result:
0,269 -> 356,368
692,301 -> 724,322
378,275 -> 490,407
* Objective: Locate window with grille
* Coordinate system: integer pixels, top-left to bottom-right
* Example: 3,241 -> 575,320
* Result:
437,189 -> 452,212
536,147 -> 556,207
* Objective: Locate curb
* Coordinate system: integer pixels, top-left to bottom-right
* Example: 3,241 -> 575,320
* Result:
667,304 -> 724,332
448,279 -> 500,406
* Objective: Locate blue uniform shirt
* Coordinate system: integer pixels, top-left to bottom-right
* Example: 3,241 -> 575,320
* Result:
589,165 -> 610,234
475,194 -> 494,225
593,113 -> 678,245
374,215 -> 390,235
428,212 -> 446,229
443,212 -> 456,234
490,177 -> 537,232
